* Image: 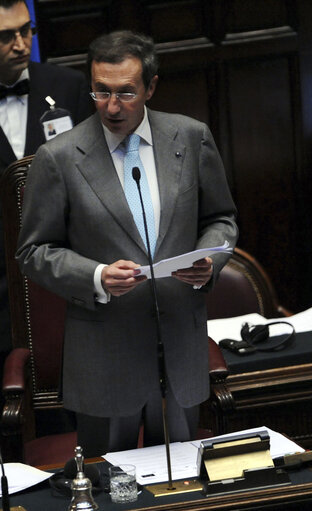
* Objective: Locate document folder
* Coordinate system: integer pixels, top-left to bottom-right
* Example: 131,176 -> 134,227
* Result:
197,431 -> 290,496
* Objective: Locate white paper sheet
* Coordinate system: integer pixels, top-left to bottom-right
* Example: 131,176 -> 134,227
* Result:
104,426 -> 304,485
104,442 -> 198,485
207,307 -> 312,344
136,241 -> 232,279
0,463 -> 52,496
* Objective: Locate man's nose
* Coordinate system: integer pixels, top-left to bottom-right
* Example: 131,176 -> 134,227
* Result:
106,94 -> 121,114
13,31 -> 27,51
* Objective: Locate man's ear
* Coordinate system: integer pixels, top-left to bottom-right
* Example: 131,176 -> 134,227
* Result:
146,75 -> 158,101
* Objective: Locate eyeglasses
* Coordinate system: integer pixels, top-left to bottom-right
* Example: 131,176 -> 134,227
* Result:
0,21 -> 36,45
90,91 -> 137,103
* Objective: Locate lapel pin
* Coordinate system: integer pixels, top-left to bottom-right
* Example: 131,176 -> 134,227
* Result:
175,151 -> 182,158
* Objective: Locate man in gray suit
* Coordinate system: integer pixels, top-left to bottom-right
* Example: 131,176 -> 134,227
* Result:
16,30 -> 238,457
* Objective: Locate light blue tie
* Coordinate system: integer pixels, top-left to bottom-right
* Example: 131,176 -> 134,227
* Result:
124,133 -> 157,257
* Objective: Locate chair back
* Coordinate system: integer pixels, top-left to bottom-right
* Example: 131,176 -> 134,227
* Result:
206,247 -> 288,319
1,155 -> 66,411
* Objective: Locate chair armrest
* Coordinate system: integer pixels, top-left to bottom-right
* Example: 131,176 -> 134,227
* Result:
208,336 -> 229,382
199,338 -> 231,437
2,348 -> 30,393
1,348 -> 30,439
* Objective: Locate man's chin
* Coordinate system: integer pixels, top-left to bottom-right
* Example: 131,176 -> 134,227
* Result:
7,58 -> 30,82
14,60 -> 29,72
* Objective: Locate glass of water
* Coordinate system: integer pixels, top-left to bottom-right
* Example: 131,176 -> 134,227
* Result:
109,464 -> 138,503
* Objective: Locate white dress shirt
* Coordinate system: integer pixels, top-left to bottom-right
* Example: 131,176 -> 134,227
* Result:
94,106 -> 160,303
0,68 -> 29,160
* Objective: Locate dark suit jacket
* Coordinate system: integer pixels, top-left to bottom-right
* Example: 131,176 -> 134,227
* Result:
16,110 -> 238,417
0,61 -> 92,352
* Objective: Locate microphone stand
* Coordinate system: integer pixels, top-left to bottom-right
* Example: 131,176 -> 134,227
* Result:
132,168 -> 202,496
0,450 -> 9,511
0,449 -> 27,511
132,167 -> 173,491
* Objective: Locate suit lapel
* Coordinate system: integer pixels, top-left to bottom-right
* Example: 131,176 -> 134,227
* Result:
148,110 -> 185,254
0,127 -> 16,173
24,62 -> 47,156
75,114 -> 146,253
74,110 -> 185,258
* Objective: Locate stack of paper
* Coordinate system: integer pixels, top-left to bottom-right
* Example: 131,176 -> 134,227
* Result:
104,426 -> 304,485
137,242 -> 232,279
0,463 -> 52,496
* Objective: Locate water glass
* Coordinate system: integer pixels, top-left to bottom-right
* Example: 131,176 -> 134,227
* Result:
109,464 -> 138,504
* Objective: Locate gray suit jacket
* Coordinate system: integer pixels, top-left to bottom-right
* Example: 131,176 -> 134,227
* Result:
16,109 -> 238,417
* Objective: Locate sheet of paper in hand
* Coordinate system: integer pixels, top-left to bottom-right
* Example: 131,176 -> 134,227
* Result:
136,241 -> 232,279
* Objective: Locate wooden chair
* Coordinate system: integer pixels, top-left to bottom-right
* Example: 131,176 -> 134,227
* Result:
206,247 -> 290,320
0,155 -> 228,465
0,155 -> 78,466
199,247 -> 289,434
203,249 -> 312,449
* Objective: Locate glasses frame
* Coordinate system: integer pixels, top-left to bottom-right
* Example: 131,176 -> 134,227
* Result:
0,21 -> 36,45
90,91 -> 138,103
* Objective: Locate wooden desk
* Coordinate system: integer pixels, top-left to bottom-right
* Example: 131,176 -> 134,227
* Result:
202,332 -> 312,449
8,461 -> 312,511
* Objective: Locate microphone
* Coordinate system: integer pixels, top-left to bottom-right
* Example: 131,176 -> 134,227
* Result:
132,166 -> 173,490
0,449 -> 10,511
132,166 -> 141,183
132,167 -> 166,396
0,449 -> 27,510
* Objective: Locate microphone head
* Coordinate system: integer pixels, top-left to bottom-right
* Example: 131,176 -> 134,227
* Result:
132,166 -> 141,182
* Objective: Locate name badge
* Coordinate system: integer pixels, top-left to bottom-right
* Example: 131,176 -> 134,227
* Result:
40,95 -> 74,141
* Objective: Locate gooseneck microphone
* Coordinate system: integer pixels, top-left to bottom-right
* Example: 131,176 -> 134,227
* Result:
0,450 -> 10,511
132,166 -> 173,490
132,167 -> 166,396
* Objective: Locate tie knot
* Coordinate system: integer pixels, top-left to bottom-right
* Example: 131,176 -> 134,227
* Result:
125,133 -> 140,153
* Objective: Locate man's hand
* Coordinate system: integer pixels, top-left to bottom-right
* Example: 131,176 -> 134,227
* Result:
172,257 -> 213,287
101,260 -> 146,296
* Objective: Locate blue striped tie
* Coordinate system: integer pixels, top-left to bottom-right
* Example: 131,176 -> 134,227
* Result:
124,133 -> 156,257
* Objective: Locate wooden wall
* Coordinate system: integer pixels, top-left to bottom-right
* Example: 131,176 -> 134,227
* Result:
34,0 -> 312,313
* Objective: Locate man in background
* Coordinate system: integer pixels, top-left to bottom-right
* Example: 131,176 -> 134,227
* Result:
17,30 -> 238,456
0,0 -> 92,368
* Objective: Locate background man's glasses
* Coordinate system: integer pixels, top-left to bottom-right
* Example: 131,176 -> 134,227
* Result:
90,91 -> 137,103
0,21 -> 36,45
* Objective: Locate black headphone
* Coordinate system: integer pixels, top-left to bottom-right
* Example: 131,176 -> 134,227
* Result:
219,321 -> 295,355
240,321 -> 295,352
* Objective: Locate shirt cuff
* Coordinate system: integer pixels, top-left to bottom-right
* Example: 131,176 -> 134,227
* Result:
94,264 -> 111,304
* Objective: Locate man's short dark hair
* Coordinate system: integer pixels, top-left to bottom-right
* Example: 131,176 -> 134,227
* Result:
87,30 -> 158,89
0,0 -> 27,8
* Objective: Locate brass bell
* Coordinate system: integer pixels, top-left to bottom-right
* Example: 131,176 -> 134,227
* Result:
68,446 -> 99,510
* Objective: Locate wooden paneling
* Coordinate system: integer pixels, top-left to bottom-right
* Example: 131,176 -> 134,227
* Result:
226,0 -> 291,33
149,68 -> 212,125
36,0 -> 114,62
226,56 -> 300,306
145,0 -> 208,42
33,0 -> 312,312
